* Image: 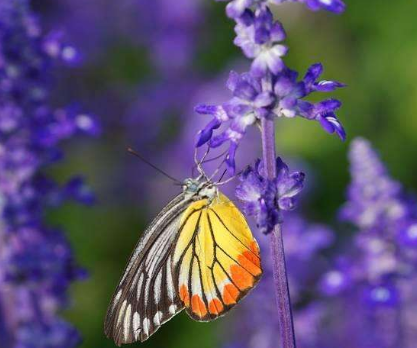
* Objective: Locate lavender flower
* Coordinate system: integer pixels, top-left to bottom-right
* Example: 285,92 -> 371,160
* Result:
0,1 -> 99,347
321,139 -> 414,298
196,66 -> 344,173
236,158 -> 305,234
340,138 -> 408,230
195,1 -> 345,346
320,138 -> 417,348
196,4 -> 345,173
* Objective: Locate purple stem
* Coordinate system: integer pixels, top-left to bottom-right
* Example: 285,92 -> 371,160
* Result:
261,117 -> 297,348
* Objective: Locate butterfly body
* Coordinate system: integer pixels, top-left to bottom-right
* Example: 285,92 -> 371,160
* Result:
105,178 -> 262,346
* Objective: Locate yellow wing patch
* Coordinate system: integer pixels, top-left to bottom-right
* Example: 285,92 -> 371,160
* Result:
173,193 -> 262,321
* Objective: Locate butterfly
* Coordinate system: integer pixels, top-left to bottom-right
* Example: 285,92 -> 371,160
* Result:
104,162 -> 263,346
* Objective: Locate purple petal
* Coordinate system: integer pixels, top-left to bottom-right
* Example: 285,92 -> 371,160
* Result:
274,75 -> 297,98
210,131 -> 231,148
238,9 -> 255,26
314,80 -> 346,92
306,0 -> 346,14
303,63 -> 323,86
226,0 -> 254,18
319,115 -> 336,133
276,157 -> 289,180
195,104 -> 217,115
233,80 -> 258,101
314,98 -> 342,113
318,112 -> 346,140
226,142 -> 239,175
270,22 -> 286,42
226,71 -> 241,92
254,27 -> 270,45
235,171 -> 263,203
297,100 -> 314,118
278,196 -> 297,211
251,55 -> 268,77
254,91 -> 275,108
195,118 -> 222,147
195,104 -> 228,121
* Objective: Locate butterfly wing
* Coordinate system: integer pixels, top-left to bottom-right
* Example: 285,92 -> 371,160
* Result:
173,193 -> 262,321
104,193 -> 194,345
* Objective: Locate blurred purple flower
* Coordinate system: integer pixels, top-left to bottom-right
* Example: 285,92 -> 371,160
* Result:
340,137 -> 408,229
225,213 -> 334,348
236,158 -> 305,234
0,1 -> 98,347
323,139 -> 417,298
137,0 -> 205,74
320,138 -> 417,348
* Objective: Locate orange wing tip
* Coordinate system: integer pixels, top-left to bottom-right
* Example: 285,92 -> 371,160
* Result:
179,285 -> 190,306
222,284 -> 239,305
238,251 -> 262,276
249,241 -> 260,254
231,264 -> 257,290
191,295 -> 208,318
208,299 -> 224,315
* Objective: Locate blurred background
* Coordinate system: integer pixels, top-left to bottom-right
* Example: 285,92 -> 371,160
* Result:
3,0 -> 417,347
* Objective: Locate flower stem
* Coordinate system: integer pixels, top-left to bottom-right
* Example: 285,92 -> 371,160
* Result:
261,117 -> 297,348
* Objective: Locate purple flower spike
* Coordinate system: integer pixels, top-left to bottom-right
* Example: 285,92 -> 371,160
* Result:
236,158 -> 304,234
0,1 -> 97,346
198,0 -> 346,346
317,138 -> 417,348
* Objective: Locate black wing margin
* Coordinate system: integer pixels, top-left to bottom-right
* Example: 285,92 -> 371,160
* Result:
104,193 -> 192,345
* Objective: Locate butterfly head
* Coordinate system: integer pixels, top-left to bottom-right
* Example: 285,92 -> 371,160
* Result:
183,178 -> 218,200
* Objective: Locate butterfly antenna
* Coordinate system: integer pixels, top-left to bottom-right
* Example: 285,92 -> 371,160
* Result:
217,169 -> 227,183
202,149 -> 228,164
216,169 -> 244,186
127,148 -> 182,185
208,157 -> 227,182
194,147 -> 210,181
191,149 -> 228,178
